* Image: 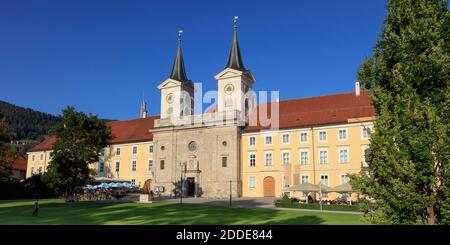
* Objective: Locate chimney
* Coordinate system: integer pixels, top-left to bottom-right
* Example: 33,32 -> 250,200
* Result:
355,81 -> 361,96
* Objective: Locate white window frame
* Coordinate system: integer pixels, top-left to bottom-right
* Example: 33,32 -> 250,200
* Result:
319,148 -> 329,164
248,152 -> 256,167
249,136 -> 256,147
149,144 -> 154,153
340,173 -> 349,184
338,128 -> 348,141
131,179 -> 136,186
115,161 -> 120,172
264,135 -> 273,145
299,149 -> 309,165
131,160 -> 137,171
99,160 -> 104,172
320,174 -> 329,186
40,154 -> 44,161
361,127 -> 372,139
264,151 -> 273,166
116,147 -> 121,156
132,146 -> 138,155
32,155 -> 35,162
300,175 -> 309,184
362,145 -> 369,167
318,130 -> 327,142
30,166 -> 34,175
282,133 -> 290,144
38,165 -> 43,175
338,146 -> 350,164
299,132 -> 308,143
249,176 -> 256,188
281,150 -> 290,165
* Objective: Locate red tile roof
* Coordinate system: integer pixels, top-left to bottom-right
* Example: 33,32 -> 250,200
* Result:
8,155 -> 27,171
29,135 -> 57,152
244,91 -> 375,132
28,91 -> 375,151
28,116 -> 160,152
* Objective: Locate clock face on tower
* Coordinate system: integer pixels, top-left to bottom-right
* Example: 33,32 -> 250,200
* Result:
166,93 -> 174,104
224,84 -> 234,94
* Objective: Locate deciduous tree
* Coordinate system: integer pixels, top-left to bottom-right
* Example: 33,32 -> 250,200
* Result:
45,107 -> 111,201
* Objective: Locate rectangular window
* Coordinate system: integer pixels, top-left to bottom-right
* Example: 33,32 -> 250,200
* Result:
320,175 -> 329,186
340,174 -> 349,184
300,150 -> 309,165
38,166 -> 43,175
115,161 -> 120,172
222,157 -> 227,167
131,179 -> 136,186
249,153 -> 256,167
300,132 -> 308,143
99,160 -> 104,172
148,159 -> 153,171
32,155 -> 35,161
301,175 -> 309,184
131,160 -> 137,171
40,154 -> 43,160
319,131 -> 327,141
338,129 -> 348,140
362,145 -> 369,167
99,149 -> 105,156
319,149 -> 328,164
282,151 -> 290,165
160,160 -> 165,170
31,166 -> 34,175
339,147 -> 349,163
249,136 -> 256,146
282,134 -> 290,144
225,98 -> 233,107
265,136 -> 272,145
116,148 -> 121,156
132,146 -> 138,155
249,176 -> 256,188
149,145 -> 154,153
265,152 -> 273,166
362,127 -> 371,139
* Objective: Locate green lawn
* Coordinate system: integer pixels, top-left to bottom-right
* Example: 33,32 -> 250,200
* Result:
0,199 -> 366,225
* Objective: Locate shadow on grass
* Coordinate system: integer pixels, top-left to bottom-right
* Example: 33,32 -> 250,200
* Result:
0,200 -> 363,225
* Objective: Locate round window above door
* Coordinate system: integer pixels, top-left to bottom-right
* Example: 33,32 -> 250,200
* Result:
188,141 -> 198,152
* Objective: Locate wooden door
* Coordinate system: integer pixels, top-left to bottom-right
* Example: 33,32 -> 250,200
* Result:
263,176 -> 275,197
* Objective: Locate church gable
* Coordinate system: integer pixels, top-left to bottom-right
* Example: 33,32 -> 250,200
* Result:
157,78 -> 182,89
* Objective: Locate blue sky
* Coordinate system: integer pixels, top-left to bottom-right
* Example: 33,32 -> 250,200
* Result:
0,0 -> 387,120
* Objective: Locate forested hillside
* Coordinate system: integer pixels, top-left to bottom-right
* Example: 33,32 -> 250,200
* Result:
0,100 -> 61,141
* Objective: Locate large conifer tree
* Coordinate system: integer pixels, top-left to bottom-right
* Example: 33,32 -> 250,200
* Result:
351,0 -> 449,224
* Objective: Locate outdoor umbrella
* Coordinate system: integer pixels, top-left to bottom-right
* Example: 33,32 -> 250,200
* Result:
329,182 -> 353,193
96,183 -> 110,189
286,182 -> 329,192
329,182 -> 354,205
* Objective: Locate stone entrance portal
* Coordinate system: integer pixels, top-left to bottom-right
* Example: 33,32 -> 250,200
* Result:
186,177 -> 195,196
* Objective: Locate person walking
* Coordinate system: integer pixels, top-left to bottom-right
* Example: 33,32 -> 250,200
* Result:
32,200 -> 39,216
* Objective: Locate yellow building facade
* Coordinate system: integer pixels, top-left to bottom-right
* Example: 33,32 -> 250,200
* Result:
241,120 -> 373,200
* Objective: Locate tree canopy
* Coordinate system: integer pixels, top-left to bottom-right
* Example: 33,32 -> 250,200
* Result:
44,107 -> 111,201
351,0 -> 449,224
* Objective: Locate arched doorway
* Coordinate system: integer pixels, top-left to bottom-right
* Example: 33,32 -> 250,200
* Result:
263,176 -> 275,197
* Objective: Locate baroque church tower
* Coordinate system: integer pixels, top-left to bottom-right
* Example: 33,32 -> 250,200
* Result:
158,30 -> 194,119
214,17 -> 256,123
